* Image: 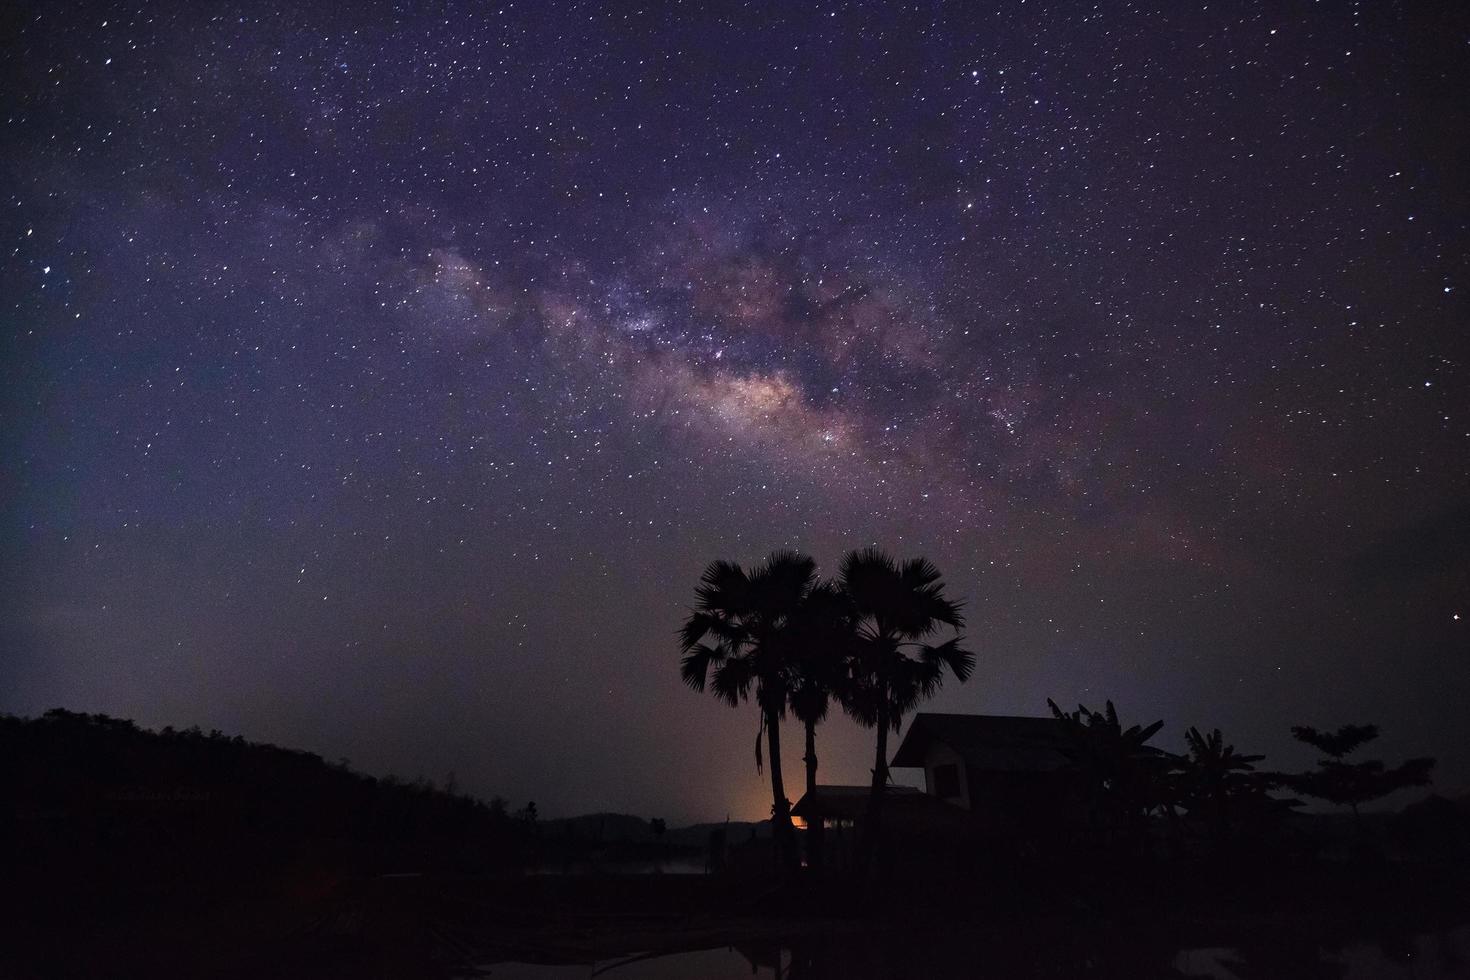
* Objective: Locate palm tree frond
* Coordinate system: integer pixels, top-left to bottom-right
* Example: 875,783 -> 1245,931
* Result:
923,636 -> 975,683
679,610 -> 731,652
695,559 -> 753,615
711,657 -> 756,707
679,645 -> 720,692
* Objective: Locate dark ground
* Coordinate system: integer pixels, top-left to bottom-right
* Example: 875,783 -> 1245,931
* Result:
2,855 -> 1467,979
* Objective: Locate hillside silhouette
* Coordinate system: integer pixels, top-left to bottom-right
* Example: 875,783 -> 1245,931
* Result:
2,710 -> 530,914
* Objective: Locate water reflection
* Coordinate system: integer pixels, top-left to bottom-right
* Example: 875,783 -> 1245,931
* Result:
472,946 -> 773,978
472,923 -> 1470,980
1174,926 -> 1470,980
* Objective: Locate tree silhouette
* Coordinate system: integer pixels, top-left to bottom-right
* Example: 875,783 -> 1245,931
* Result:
1047,698 -> 1170,850
1175,726 -> 1270,847
838,548 -> 973,870
784,580 -> 853,869
1287,723 -> 1435,826
679,550 -> 819,871
786,582 -> 853,798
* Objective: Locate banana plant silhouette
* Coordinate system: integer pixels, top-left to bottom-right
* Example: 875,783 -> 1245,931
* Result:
1175,726 -> 1269,847
1048,699 -> 1170,851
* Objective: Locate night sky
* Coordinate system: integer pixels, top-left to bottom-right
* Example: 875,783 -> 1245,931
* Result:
3,2 -> 1467,825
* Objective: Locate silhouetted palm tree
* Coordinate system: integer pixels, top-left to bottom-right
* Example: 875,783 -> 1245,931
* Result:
786,582 -> 852,798
679,550 -> 818,870
785,581 -> 852,870
838,548 -> 973,866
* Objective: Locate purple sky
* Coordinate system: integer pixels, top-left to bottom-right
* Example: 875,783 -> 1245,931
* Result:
3,1 -> 1466,824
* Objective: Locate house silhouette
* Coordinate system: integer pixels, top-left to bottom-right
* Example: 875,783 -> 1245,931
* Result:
792,712 -> 1082,861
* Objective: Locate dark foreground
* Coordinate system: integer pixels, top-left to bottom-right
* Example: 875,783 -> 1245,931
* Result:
5,714 -> 1465,977
3,858 -> 1467,979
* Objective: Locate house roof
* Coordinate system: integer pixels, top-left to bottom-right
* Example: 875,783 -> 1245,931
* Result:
790,784 -> 971,831
889,712 -> 1073,772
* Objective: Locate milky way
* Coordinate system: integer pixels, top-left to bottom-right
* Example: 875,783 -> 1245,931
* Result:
3,2 -> 1467,822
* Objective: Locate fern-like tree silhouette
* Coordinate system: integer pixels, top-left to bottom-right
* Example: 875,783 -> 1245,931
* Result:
1287,723 -> 1435,828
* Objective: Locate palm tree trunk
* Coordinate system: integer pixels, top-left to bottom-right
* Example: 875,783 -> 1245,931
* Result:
804,721 -> 818,796
765,705 -> 797,871
859,692 -> 890,877
804,719 -> 823,871
869,707 -> 889,803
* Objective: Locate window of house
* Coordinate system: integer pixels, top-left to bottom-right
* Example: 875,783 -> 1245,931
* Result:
932,763 -> 961,799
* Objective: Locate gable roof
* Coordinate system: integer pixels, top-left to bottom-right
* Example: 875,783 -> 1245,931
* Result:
889,712 -> 1073,772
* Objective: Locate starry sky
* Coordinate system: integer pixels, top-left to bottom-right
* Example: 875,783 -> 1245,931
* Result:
3,1 -> 1467,824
